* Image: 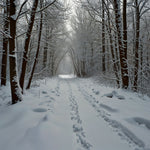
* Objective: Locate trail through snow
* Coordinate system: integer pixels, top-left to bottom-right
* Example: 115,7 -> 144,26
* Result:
0,77 -> 150,150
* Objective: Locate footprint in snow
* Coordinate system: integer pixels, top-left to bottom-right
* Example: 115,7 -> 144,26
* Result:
33,108 -> 47,112
100,104 -> 118,113
133,117 -> 150,130
95,91 -> 100,95
50,97 -> 54,100
104,92 -> 113,98
73,124 -> 83,132
41,115 -> 48,121
42,91 -> 47,94
103,91 -> 125,100
92,89 -> 100,95
116,95 -> 125,100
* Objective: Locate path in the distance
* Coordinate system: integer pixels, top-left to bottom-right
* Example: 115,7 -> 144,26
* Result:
59,78 -> 137,150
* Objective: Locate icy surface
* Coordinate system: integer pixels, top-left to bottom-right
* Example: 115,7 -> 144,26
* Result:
0,77 -> 150,150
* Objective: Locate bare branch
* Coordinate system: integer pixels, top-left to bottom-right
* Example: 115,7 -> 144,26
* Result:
16,0 -> 28,21
36,0 -> 57,13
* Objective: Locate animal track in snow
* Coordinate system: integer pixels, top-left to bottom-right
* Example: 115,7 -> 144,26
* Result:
78,83 -> 145,150
68,83 -> 92,150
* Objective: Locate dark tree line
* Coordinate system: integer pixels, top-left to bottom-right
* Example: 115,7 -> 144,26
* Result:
69,0 -> 150,93
0,0 -> 150,104
0,0 -> 67,104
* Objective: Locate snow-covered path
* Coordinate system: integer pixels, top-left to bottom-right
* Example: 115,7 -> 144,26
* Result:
69,80 -> 134,150
0,77 -> 150,150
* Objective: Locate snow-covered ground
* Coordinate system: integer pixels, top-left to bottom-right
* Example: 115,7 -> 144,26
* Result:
0,76 -> 150,150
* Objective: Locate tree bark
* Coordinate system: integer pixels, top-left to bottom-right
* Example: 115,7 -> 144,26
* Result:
102,0 -> 106,72
9,0 -> 22,104
1,0 -> 9,86
43,45 -> 48,68
26,4 -> 43,89
106,12 -> 120,87
114,0 -> 129,89
123,0 -> 128,72
133,0 -> 140,91
19,0 -> 39,92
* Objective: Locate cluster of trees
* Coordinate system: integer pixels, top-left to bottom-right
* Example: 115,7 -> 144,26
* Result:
69,0 -> 150,93
0,0 -> 68,104
0,0 -> 150,104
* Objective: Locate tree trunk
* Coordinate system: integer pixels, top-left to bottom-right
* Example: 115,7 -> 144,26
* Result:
1,0 -> 9,86
102,0 -> 106,72
19,0 -> 39,92
133,0 -> 140,91
43,19 -> 48,69
106,13 -> 120,87
43,45 -> 48,69
90,42 -> 94,68
114,0 -> 129,89
9,0 -> 22,104
123,0 -> 128,72
26,5 -> 43,89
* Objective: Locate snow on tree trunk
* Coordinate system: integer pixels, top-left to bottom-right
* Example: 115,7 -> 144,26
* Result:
113,0 -> 129,89
9,0 -> 22,104
1,0 -> 9,86
26,2 -> 43,89
106,10 -> 120,87
19,0 -> 39,92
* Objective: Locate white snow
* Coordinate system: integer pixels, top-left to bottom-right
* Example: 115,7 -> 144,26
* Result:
58,74 -> 76,79
0,76 -> 150,150
10,14 -> 17,20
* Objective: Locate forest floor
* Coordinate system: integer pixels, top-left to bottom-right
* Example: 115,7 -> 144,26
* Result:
0,75 -> 150,150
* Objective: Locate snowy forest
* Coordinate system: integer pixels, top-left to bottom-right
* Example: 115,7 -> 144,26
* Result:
0,0 -> 150,150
